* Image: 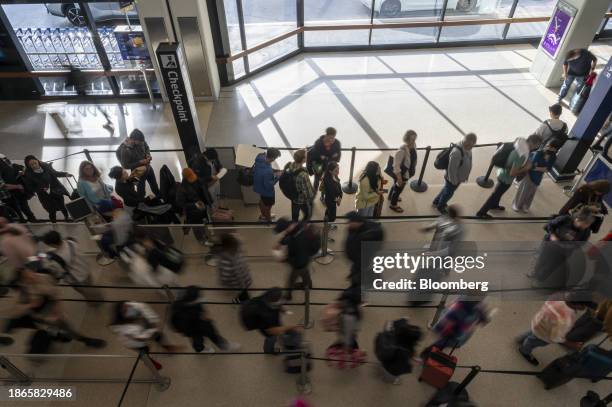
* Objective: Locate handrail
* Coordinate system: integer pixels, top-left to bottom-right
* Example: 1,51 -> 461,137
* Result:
0,68 -> 156,79
216,16 -> 551,64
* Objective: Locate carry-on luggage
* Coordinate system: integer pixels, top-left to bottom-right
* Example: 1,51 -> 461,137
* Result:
537,352 -> 581,389
575,343 -> 612,382
581,391 -> 612,407
419,346 -> 457,389
566,312 -> 604,343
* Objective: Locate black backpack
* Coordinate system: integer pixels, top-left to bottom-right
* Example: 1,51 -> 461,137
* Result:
434,144 -> 463,170
240,298 -> 265,331
237,165 -> 255,186
279,168 -> 304,201
491,142 -> 514,168
543,120 -> 568,150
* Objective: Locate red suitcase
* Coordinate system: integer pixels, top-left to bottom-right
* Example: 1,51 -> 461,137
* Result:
419,347 -> 457,388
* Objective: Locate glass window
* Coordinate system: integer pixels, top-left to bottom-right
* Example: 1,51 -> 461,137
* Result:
241,0 -> 298,72
1,3 -> 112,95
439,0 -> 512,42
91,2 -> 157,94
370,0 -> 441,45
304,0 -> 372,46
223,0 -> 244,54
506,0 -> 556,39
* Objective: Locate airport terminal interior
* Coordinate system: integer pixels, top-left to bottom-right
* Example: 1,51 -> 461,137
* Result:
0,0 -> 611,406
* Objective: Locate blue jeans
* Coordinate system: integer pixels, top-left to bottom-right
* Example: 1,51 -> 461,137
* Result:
433,178 -> 459,209
558,75 -> 586,101
519,331 -> 549,355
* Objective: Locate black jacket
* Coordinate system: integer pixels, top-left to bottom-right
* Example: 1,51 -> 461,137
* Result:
308,136 -> 341,174
116,141 -> 151,170
322,175 -> 342,206
23,163 -> 69,196
189,152 -> 222,187
280,223 -> 319,269
345,220 -> 384,269
171,301 -> 205,337
115,179 -> 144,207
175,180 -> 210,212
545,214 -> 591,242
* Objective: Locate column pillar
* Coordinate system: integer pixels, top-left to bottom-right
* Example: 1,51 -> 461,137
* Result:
530,0 -> 609,88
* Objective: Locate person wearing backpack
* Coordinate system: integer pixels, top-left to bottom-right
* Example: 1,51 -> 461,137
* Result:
512,143 -> 556,213
535,104 -> 568,151
240,287 -> 303,353
374,318 -> 422,384
432,133 -> 476,214
476,137 -> 533,219
283,149 -> 314,222
387,130 -> 418,213
171,286 -> 240,353
41,230 -> 103,303
274,217 -> 319,301
253,148 -> 281,222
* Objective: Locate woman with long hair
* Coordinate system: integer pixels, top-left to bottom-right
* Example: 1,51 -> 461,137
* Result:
355,161 -> 383,218
388,130 -> 417,213
76,161 -> 116,212
22,155 -> 71,222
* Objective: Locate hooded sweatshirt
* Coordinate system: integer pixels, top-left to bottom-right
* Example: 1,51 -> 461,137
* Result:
253,153 -> 278,198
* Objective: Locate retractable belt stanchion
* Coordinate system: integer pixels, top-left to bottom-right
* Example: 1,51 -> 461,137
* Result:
0,356 -> 31,385
410,146 -> 430,193
476,142 -> 501,189
302,284 -> 314,329
342,147 -> 358,194
314,218 -> 334,265
296,350 -> 312,394
140,351 -> 171,391
428,293 -> 449,329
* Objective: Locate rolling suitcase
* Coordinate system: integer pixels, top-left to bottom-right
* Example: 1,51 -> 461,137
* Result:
537,352 -> 582,390
575,343 -> 612,382
419,346 -> 457,389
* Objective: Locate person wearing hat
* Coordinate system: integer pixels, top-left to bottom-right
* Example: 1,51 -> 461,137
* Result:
22,155 -> 71,222
108,166 -> 145,209
175,168 -> 210,245
115,129 -> 160,197
476,136 -> 536,219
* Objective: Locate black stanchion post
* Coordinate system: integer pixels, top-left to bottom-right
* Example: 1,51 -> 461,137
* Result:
428,293 -> 448,329
296,350 -> 312,394
140,351 -> 171,391
83,148 -> 93,163
315,218 -> 334,265
342,147 -> 358,194
410,146 -> 430,193
476,143 -> 501,189
302,283 -> 313,329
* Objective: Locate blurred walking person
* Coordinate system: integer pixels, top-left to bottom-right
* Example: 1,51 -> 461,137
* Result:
216,233 -> 252,304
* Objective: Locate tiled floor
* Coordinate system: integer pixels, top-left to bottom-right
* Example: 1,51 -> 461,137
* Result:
0,42 -> 611,407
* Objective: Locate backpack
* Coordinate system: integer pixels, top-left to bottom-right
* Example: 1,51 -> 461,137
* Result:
303,223 -> 322,256
434,144 -> 463,170
237,165 -> 255,186
240,298 -> 265,331
279,168 -> 304,201
155,245 -> 184,274
491,142 -> 514,168
543,120 -> 568,150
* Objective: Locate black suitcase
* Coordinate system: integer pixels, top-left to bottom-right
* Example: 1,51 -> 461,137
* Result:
566,313 -> 603,342
537,352 -> 582,390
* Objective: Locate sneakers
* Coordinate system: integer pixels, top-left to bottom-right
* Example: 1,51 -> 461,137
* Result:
220,342 -> 241,352
492,206 -> 506,211
476,213 -> 493,219
201,347 -> 216,354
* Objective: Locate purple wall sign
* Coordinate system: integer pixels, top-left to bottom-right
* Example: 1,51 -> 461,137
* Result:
541,5 -> 573,58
